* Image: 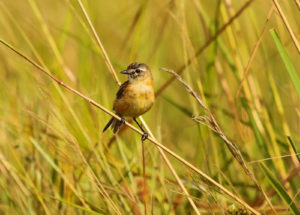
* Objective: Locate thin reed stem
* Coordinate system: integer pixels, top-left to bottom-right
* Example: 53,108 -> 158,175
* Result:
162,67 -> 273,214
76,0 -> 121,85
142,141 -> 147,215
272,0 -> 300,55
155,0 -> 255,97
74,2 -> 201,213
236,6 -> 274,97
0,38 -> 260,215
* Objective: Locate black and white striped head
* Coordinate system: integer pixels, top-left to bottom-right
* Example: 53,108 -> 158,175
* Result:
120,62 -> 151,81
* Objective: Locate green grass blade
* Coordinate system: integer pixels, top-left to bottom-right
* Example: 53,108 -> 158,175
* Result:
30,138 -> 88,207
260,163 -> 300,215
270,29 -> 300,99
287,136 -> 300,164
48,196 -> 105,215
162,95 -> 193,117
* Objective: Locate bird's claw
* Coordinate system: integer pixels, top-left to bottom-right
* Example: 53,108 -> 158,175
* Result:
141,132 -> 148,142
120,117 -> 125,124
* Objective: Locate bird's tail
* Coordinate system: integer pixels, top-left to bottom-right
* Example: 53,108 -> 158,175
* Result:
102,117 -> 123,133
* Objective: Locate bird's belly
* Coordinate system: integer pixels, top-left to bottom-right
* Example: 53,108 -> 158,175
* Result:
114,89 -> 154,117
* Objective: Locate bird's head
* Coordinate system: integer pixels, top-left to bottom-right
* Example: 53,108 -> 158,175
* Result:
120,62 -> 152,82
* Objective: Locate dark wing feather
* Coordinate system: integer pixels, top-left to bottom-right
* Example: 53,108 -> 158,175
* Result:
116,80 -> 129,99
102,81 -> 129,133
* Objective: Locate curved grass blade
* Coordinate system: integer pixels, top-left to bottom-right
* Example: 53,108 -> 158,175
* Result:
270,29 -> 300,99
260,163 -> 300,215
287,136 -> 300,164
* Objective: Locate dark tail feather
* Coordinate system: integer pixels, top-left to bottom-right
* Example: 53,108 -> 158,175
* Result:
103,117 -> 123,133
103,117 -> 114,132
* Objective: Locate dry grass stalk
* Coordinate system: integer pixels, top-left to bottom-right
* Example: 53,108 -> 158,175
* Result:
0,38 -> 260,215
75,2 -> 200,213
236,6 -> 275,98
162,67 -> 276,214
155,0 -> 255,97
76,0 -> 121,86
272,0 -> 300,55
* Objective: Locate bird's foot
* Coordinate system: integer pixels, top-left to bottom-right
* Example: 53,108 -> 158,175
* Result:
141,132 -> 148,142
120,117 -> 126,125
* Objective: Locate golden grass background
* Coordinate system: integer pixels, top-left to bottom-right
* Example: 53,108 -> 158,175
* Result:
0,0 -> 300,214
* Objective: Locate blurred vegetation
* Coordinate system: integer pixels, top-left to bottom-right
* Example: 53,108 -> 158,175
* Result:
0,0 -> 299,214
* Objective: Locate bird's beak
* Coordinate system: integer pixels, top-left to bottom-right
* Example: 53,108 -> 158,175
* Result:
120,69 -> 131,75
121,69 -> 135,75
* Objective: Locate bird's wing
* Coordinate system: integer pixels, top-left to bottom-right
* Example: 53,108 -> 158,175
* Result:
116,80 -> 129,99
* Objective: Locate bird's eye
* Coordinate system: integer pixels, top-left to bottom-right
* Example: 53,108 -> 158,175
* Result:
136,69 -> 142,73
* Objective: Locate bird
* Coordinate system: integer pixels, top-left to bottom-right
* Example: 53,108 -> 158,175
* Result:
103,62 -> 155,141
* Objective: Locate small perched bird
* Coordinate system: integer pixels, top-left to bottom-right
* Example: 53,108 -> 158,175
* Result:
103,62 -> 155,141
